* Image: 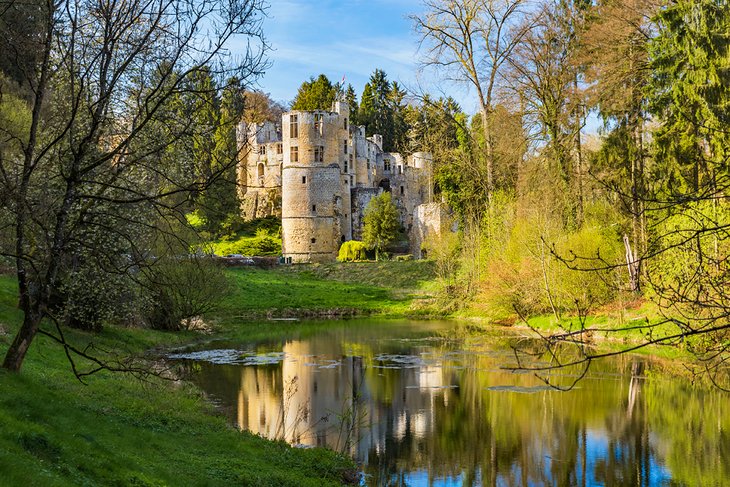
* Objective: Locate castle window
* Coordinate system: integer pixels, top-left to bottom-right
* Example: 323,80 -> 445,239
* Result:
344,118 -> 348,130
400,185 -> 404,195
312,205 -> 316,212
290,145 -> 298,163
257,163 -> 264,184
302,175 -> 306,184
366,162 -> 370,170
314,113 -> 323,136
258,145 -> 266,155
384,160 -> 391,171
311,238 -> 316,244
314,146 -> 324,163
344,160 -> 348,172
290,115 -> 298,138
398,165 -> 402,174
276,143 -> 283,154
343,140 -> 348,154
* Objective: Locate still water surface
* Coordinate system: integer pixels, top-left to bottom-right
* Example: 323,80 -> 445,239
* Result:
171,319 -> 729,486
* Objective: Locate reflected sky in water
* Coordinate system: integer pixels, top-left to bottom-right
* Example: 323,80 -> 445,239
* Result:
171,319 -> 730,486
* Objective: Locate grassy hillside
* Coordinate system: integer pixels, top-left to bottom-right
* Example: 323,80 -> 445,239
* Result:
0,275 -> 355,486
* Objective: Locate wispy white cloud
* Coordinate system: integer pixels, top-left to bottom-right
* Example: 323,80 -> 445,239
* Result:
253,0 -> 477,111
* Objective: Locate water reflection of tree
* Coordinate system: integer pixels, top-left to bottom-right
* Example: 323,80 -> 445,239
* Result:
364,350 -> 669,486
177,330 -> 730,486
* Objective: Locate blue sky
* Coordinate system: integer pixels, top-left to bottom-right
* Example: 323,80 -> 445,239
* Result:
251,0 -> 479,113
245,0 -> 601,133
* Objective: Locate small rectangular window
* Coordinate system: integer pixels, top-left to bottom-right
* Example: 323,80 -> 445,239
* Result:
290,115 -> 298,138
302,175 -> 307,184
314,146 -> 324,163
258,145 -> 266,155
312,205 -> 316,212
276,143 -> 283,154
400,186 -> 404,195
311,238 -> 316,244
398,165 -> 403,174
343,140 -> 348,154
384,161 -> 391,171
290,145 -> 299,163
344,118 -> 348,130
314,113 -> 323,136
344,161 -> 348,172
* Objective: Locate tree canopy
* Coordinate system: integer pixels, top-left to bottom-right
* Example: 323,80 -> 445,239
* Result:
291,74 -> 340,111
362,192 -> 400,261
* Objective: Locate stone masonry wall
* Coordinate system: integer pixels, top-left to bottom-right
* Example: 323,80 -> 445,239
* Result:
237,100 -> 436,262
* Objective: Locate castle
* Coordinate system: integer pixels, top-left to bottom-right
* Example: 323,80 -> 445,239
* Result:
236,101 -> 448,263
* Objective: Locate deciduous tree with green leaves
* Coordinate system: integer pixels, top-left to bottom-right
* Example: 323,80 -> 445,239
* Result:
362,192 -> 400,261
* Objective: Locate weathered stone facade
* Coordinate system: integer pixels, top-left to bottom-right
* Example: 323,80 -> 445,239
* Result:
237,101 -> 438,262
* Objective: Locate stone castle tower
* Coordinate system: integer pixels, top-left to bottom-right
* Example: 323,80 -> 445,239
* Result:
237,101 -> 440,263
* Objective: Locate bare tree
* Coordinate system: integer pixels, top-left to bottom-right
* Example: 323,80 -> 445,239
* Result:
0,0 -> 267,372
579,0 -> 662,270
504,0 -> 592,227
413,0 -> 531,206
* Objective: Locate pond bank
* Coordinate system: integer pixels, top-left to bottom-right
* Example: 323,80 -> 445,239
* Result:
0,275 -> 357,486
0,260 -> 713,485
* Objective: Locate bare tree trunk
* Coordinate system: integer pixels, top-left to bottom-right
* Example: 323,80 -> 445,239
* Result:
2,311 -> 42,371
2,0 -> 55,372
573,77 -> 585,225
481,108 -> 494,208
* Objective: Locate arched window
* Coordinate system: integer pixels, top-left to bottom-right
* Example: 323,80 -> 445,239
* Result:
257,163 -> 265,185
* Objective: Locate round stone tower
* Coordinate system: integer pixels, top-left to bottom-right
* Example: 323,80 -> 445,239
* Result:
281,107 -> 350,263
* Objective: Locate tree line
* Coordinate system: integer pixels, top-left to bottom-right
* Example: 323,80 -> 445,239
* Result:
412,0 -> 729,384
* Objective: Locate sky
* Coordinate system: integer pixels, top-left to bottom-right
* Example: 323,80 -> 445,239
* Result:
249,0 -> 480,113
241,0 -> 601,133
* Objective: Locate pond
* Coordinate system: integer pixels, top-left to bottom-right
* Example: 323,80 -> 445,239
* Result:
170,319 -> 729,486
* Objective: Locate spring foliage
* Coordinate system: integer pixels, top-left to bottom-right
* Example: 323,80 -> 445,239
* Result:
338,241 -> 368,262
362,192 -> 400,261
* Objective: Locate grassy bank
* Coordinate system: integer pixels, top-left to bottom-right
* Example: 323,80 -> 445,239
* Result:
456,300 -> 692,362
218,260 -> 439,319
0,275 -> 355,486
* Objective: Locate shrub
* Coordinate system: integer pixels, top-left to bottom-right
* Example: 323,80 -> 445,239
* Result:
142,256 -> 231,331
474,201 -> 624,320
59,265 -> 139,331
338,241 -> 368,262
185,210 -> 206,230
202,229 -> 282,256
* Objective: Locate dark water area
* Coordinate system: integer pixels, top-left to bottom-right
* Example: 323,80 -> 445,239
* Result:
170,319 -> 730,486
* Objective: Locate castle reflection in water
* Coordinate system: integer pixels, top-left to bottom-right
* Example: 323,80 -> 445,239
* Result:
184,321 -> 725,486
234,340 -> 456,461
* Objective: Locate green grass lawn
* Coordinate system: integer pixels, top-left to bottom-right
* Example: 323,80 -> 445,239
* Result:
0,275 -> 355,486
219,260 -> 439,319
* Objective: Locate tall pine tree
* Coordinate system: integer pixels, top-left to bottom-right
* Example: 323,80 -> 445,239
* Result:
291,74 -> 338,111
649,0 -> 730,193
